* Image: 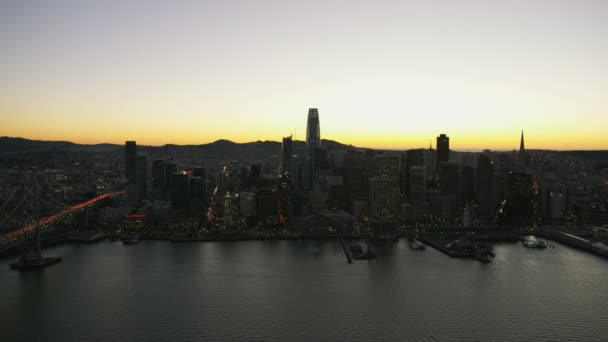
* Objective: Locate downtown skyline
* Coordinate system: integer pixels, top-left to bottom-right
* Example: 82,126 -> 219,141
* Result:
1,0 -> 608,150
3,2 -> 608,341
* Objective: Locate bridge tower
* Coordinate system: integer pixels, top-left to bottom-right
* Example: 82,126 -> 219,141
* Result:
10,177 -> 63,270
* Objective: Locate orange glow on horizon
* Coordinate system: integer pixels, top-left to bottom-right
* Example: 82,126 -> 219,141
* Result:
3,127 -> 608,151
1,1 -> 607,151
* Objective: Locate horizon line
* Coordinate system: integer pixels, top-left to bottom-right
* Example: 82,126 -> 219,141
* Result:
2,135 -> 607,152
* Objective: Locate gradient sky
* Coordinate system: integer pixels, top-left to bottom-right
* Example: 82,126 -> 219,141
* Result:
1,0 -> 607,150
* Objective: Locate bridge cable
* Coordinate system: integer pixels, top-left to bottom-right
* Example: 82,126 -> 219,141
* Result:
0,185 -> 34,227
0,186 -> 20,212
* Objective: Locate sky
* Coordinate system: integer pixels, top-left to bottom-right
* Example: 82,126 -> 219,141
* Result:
1,0 -> 607,150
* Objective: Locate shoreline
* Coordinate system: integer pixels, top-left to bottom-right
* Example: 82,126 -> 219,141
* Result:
2,227 -> 608,261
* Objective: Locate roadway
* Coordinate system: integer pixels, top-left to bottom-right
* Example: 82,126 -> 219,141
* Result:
0,191 -> 125,243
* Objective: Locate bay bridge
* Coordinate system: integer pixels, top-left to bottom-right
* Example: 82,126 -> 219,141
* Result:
0,175 -> 125,264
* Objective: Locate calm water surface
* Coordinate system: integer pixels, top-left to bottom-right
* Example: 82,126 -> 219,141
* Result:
1,239 -> 607,341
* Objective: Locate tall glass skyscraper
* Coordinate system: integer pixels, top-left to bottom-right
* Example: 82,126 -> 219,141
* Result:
305,108 -> 321,190
306,108 -> 320,150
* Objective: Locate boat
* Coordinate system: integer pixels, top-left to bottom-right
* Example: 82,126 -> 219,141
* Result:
522,238 -> 547,249
408,238 -> 426,251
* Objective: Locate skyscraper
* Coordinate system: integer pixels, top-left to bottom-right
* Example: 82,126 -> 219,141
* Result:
369,175 -> 398,220
436,134 -> 449,169
281,135 -> 293,176
306,108 -> 321,150
305,108 -> 321,189
408,165 -> 426,204
152,159 -> 167,193
345,149 -> 375,210
376,152 -> 401,208
170,171 -> 191,210
438,161 -> 459,196
136,154 -> 149,201
406,149 -> 426,200
125,141 -> 137,182
476,155 -> 495,220
518,130 -> 526,171
499,172 -> 534,226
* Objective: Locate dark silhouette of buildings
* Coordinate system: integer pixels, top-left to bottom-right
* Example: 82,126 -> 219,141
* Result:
500,172 -> 534,226
476,154 -> 495,221
461,165 -> 475,203
170,171 -> 191,210
406,149 -> 426,200
436,134 -> 449,169
125,141 -> 137,182
344,149 -> 375,215
282,135 -> 293,177
190,175 -> 207,210
518,130 -> 526,171
152,159 -> 168,194
305,108 -> 321,189
408,165 -> 426,204
136,155 -> 149,201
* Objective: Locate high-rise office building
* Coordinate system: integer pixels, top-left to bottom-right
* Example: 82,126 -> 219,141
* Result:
437,161 -> 459,219
125,141 -> 137,182
248,164 -> 261,187
239,192 -> 255,217
425,143 -> 437,180
216,167 -> 230,194
436,134 -> 449,169
499,172 -> 534,226
305,108 -> 321,189
281,135 -> 293,176
369,175 -> 398,219
136,154 -> 149,201
376,152 -> 401,210
377,153 -> 401,181
476,155 -> 495,220
408,165 -> 426,204
438,161 -> 459,195
461,166 -> 475,202
170,171 -> 191,210
165,162 -> 177,191
406,149 -> 426,199
345,149 -> 376,210
190,176 -> 207,210
518,130 -> 526,171
306,108 -> 321,150
152,159 -> 167,193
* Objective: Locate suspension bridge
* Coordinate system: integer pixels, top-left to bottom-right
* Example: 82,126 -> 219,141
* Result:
0,176 -> 126,265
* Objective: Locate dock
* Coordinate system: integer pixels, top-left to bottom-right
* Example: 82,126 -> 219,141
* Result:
536,228 -> 608,259
420,237 -> 478,258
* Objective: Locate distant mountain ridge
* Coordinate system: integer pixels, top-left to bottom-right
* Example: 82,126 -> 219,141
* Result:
0,136 -> 352,156
1,136 -> 607,158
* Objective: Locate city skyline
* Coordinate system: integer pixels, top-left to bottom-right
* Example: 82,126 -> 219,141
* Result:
2,2 -> 608,341
0,127 -> 602,152
2,1 -> 608,149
